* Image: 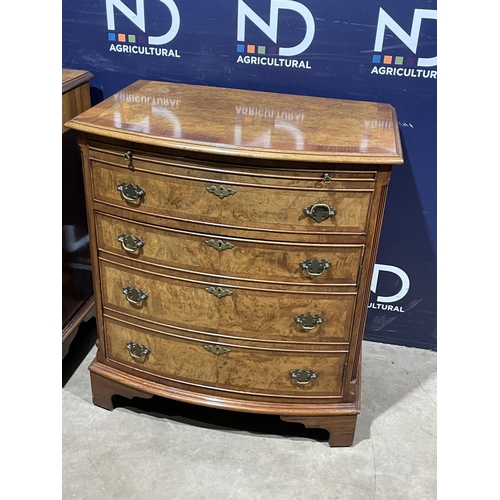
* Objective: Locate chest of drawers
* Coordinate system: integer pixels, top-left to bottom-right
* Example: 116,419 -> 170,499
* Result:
65,80 -> 403,446
62,68 -> 95,357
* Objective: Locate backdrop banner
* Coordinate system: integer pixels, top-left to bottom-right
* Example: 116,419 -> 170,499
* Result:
63,0 -> 437,350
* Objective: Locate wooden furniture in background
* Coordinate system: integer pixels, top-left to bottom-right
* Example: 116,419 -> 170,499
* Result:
62,69 -> 95,358
65,80 -> 403,446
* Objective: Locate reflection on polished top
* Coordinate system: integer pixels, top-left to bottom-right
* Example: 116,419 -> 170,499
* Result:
65,79 -> 403,164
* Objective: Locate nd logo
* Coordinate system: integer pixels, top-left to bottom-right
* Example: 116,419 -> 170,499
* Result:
374,8 -> 437,67
371,264 -> 410,303
237,0 -> 315,57
106,0 -> 180,45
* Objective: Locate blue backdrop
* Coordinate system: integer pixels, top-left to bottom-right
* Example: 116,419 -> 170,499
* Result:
62,0 -> 437,350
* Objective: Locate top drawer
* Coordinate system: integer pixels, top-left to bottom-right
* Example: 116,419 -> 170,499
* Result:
88,144 -> 376,237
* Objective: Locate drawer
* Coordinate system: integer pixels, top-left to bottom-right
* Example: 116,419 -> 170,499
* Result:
104,316 -> 347,398
100,259 -> 357,343
89,141 -> 379,186
90,160 -> 374,235
95,213 -> 364,286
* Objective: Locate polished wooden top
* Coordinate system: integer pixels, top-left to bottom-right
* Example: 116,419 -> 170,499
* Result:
66,80 -> 403,164
62,69 -> 94,95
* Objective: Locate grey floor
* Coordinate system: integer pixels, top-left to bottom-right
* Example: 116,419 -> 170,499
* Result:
62,322 -> 437,500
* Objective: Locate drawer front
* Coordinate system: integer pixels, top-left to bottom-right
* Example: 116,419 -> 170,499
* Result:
91,161 -> 373,235
96,213 -> 364,286
101,259 -> 217,332
216,347 -> 346,397
100,259 -> 357,343
89,143 -> 379,186
105,316 -> 218,386
105,316 -> 347,397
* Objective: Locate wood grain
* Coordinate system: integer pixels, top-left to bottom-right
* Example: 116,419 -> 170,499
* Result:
281,415 -> 358,447
88,142 -> 379,185
62,68 -> 94,94
69,79 -> 403,446
216,349 -> 345,395
90,370 -> 153,411
105,317 -> 218,386
65,80 -> 404,164
95,212 -> 364,285
62,69 -> 93,134
91,160 -> 373,234
99,259 -> 357,342
104,316 -> 346,397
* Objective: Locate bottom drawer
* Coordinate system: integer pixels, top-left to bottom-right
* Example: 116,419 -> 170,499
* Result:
104,316 -> 347,398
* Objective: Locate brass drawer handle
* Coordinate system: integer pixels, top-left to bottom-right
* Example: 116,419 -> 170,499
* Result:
206,286 -> 233,299
117,181 -> 146,202
205,239 -> 235,252
126,341 -> 150,360
118,233 -> 145,253
290,369 -> 318,385
294,313 -> 324,331
300,258 -> 331,277
204,345 -> 230,356
123,286 -> 148,305
304,203 -> 336,223
206,185 -> 237,198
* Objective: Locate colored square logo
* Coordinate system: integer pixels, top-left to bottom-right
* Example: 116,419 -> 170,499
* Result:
247,45 -> 255,54
258,46 -> 266,54
383,55 -> 392,64
118,33 -> 126,42
138,35 -> 147,44
108,33 -> 116,42
128,35 -> 136,43
372,54 -> 381,64
236,44 -> 245,53
268,47 -> 277,55
406,57 -> 416,66
395,56 -> 404,65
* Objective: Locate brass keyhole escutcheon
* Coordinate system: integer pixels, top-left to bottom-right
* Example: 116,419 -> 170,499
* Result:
206,286 -> 233,298
205,239 -> 234,252
204,345 -> 230,356
206,185 -> 236,198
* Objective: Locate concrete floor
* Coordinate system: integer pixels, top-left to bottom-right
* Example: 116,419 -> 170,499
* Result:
62,321 -> 437,500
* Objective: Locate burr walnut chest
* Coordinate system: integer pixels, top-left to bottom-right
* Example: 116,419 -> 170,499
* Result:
65,80 -> 403,446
